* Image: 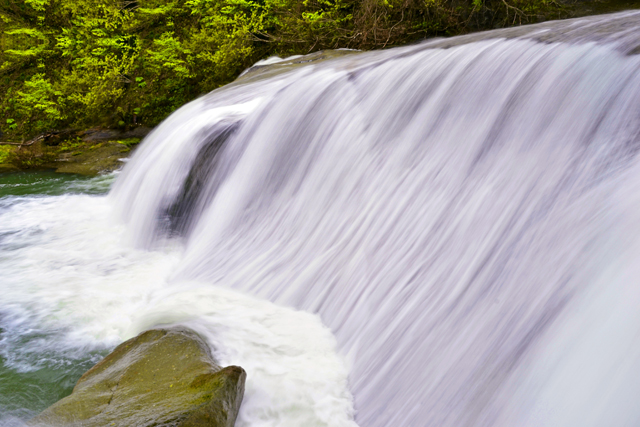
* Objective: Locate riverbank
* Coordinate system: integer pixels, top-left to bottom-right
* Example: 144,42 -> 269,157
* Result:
0,127 -> 150,176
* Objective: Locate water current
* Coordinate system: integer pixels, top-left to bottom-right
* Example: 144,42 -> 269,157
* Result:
2,10 -> 640,427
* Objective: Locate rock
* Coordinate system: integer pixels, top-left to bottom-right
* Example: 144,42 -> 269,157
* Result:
52,141 -> 131,176
235,49 -> 360,85
43,130 -> 81,146
81,127 -> 151,142
29,328 -> 246,427
80,129 -> 120,142
120,127 -> 152,139
0,163 -> 19,174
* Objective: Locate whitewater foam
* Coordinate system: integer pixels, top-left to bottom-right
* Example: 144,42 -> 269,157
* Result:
0,188 -> 356,426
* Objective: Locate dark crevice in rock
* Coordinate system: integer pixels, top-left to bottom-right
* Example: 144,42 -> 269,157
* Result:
165,121 -> 239,237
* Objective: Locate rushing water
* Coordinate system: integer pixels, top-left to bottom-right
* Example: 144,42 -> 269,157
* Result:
0,172 -> 353,427
3,10 -> 640,427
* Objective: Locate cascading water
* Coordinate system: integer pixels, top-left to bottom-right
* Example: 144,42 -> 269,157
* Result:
2,10 -> 640,427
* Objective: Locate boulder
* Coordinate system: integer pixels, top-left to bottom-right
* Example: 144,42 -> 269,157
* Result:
29,328 -> 246,427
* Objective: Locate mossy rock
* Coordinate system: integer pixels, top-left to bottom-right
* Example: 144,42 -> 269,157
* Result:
52,141 -> 131,176
29,328 -> 246,427
0,163 -> 20,174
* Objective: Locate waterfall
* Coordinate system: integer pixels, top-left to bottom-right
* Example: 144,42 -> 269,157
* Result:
111,11 -> 640,427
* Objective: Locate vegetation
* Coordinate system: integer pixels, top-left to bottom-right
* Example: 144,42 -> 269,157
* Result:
1,0 -> 568,141
0,145 -> 11,163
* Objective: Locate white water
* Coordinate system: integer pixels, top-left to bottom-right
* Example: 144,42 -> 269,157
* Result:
0,182 -> 355,426
3,10 -> 640,427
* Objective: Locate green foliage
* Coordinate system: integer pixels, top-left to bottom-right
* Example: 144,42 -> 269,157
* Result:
0,0 -> 567,140
24,0 -> 50,12
15,73 -> 64,133
4,28 -> 48,56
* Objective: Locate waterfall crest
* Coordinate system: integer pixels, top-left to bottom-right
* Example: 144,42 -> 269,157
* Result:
112,11 -> 640,427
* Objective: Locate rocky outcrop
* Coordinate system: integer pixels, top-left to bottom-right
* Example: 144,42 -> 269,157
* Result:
0,163 -> 19,173
30,328 -> 246,427
0,127 -> 151,176
51,141 -> 132,176
45,128 -> 151,175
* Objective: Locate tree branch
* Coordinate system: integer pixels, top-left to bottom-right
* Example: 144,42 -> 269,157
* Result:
0,133 -> 48,147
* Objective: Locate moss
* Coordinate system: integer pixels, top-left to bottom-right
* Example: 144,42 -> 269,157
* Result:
6,142 -> 57,170
0,146 -> 14,164
0,163 -> 19,173
0,126 -> 151,175
51,140 -> 133,176
117,138 -> 141,150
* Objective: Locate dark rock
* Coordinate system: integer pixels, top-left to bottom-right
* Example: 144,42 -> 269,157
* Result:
121,127 -> 152,139
81,129 -> 120,142
43,130 -> 81,146
81,127 -> 151,142
29,328 -> 246,427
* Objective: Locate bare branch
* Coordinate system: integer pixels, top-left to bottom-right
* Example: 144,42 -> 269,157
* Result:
0,133 -> 48,147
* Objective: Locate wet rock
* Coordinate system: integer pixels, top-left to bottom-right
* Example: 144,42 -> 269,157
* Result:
30,328 -> 246,427
235,49 -> 361,85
